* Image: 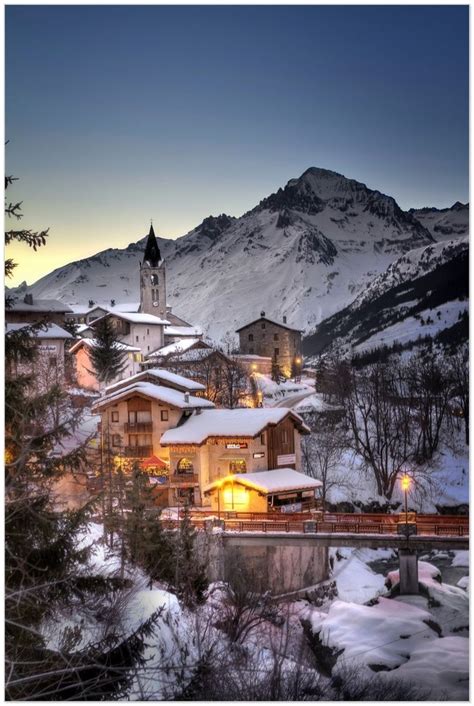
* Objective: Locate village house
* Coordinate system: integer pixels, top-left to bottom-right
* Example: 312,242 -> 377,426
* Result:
204,469 -> 322,514
66,303 -> 139,326
145,345 -> 250,408
91,369 -> 214,506
160,408 -> 310,506
6,294 -> 73,325
236,311 -> 303,378
6,322 -> 73,389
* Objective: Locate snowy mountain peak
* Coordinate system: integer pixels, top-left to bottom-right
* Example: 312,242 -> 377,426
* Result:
11,167 -> 464,341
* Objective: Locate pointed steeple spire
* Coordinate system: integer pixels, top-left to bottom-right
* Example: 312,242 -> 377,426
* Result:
143,222 -> 161,267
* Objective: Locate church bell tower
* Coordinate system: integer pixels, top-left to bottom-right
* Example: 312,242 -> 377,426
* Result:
139,223 -> 167,319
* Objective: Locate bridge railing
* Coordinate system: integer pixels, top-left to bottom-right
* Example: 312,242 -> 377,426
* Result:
160,511 -> 468,537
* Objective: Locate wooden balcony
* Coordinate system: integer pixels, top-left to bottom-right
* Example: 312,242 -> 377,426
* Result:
123,445 -> 154,458
169,473 -> 199,486
125,422 -> 153,433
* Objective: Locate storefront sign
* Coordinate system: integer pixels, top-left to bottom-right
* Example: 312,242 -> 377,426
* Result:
253,452 -> 265,459
277,453 -> 296,466
38,344 -> 58,352
226,442 -> 248,449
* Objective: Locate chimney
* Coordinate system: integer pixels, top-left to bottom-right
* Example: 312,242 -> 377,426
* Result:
24,293 -> 33,305
260,310 -> 265,318
184,392 -> 190,404
283,315 -> 287,324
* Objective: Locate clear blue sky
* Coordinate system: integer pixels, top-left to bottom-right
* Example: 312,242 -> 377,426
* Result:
6,5 -> 469,285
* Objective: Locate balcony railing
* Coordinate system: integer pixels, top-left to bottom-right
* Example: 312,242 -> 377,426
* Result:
125,422 -> 153,433
170,473 -> 199,485
123,445 -> 154,458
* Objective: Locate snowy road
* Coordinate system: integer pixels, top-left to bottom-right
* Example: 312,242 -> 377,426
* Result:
272,390 -> 315,409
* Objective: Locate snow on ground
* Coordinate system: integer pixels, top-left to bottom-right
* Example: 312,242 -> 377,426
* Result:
254,373 -> 314,404
329,548 -> 386,604
451,550 -> 469,568
319,436 -> 468,512
354,298 -> 468,354
294,392 -> 343,414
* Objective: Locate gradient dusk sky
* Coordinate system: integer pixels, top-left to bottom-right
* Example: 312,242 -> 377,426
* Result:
6,5 -> 469,286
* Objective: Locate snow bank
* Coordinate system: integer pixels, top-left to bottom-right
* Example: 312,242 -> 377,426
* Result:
311,597 -> 435,670
451,550 -> 469,568
330,548 -> 386,604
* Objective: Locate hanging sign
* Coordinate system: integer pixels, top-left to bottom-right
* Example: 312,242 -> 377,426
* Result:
277,453 -> 296,465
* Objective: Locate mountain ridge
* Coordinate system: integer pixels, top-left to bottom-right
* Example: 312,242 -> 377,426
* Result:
9,167 -> 468,342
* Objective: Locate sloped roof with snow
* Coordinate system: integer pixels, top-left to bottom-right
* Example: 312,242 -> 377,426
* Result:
164,325 -> 203,337
69,338 -> 140,353
9,298 -> 73,313
104,312 -> 170,325
147,338 -> 204,358
204,469 -> 322,494
161,408 -> 309,445
235,316 -> 302,334
105,368 -> 205,393
93,382 -> 215,412
6,323 -> 73,339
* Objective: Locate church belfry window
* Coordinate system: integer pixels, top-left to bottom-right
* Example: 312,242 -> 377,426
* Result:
151,274 -> 159,285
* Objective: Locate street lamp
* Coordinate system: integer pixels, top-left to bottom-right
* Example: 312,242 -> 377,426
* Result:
401,474 -> 411,522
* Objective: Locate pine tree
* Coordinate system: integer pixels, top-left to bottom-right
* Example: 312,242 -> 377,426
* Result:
88,315 -> 129,387
5,171 -> 159,700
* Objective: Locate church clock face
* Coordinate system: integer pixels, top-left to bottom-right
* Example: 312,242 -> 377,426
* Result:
153,301 -> 159,307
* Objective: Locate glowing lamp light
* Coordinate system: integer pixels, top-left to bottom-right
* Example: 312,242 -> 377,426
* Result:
295,357 -> 302,365
251,363 -> 257,371
401,475 -> 411,491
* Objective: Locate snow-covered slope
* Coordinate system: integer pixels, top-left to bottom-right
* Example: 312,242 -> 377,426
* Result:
11,167 -> 438,342
303,237 -> 469,357
409,202 -> 469,242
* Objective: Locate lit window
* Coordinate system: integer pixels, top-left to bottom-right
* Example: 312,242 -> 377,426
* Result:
229,459 -> 247,473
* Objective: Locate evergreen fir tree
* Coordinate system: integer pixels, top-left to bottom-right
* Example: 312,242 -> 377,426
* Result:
88,315 -> 129,387
5,172 -> 159,700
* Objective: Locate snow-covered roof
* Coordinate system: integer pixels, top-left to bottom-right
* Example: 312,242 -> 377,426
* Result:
69,302 -> 140,316
236,316 -> 302,334
93,382 -> 215,412
204,469 -> 322,494
164,325 -> 203,337
104,312 -> 170,325
105,368 -> 205,393
6,323 -> 73,339
232,354 -> 273,361
9,297 -> 73,313
168,348 -> 218,363
146,338 -> 203,358
76,323 -> 94,334
69,338 -> 140,353
161,408 -> 309,446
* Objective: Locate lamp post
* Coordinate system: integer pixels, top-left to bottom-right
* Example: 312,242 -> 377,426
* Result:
401,474 -> 410,522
